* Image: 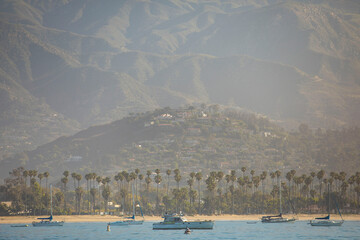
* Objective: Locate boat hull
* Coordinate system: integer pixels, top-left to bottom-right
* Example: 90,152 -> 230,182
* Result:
32,221 -> 64,227
310,220 -> 344,226
109,220 -> 144,226
261,218 -> 296,223
153,221 -> 214,230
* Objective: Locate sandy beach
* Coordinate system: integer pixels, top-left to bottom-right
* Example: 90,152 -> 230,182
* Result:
1,214 -> 359,224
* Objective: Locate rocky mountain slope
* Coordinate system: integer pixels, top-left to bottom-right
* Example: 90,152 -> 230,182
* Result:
0,0 -> 360,159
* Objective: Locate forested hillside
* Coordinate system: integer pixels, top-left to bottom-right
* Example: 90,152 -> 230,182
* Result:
1,0 -> 360,161
1,106 -> 359,180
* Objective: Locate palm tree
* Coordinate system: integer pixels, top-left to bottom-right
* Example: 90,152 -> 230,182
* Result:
260,171 -> 267,195
187,178 -> 194,207
102,179 -> 111,214
138,174 -> 144,199
154,170 -> 162,214
71,172 -> 77,189
90,188 -> 97,214
270,172 -> 276,186
75,187 -> 84,214
205,175 -> 217,214
85,173 -> 92,213
145,172 -> 152,202
166,169 -> 171,195
38,173 -> 44,190
43,172 -> 49,193
286,170 -> 295,199
96,176 -> 102,213
76,174 -> 82,188
195,172 -> 202,214
230,170 -> 236,214
174,172 -> 181,190
317,170 -> 325,198
135,168 -> 140,200
23,170 -> 29,187
241,167 -> 246,178
61,177 -> 68,211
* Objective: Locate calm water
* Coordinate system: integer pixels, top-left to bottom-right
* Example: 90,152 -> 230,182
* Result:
1,221 -> 359,240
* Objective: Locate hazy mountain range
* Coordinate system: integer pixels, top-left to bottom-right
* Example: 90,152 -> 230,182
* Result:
1,0 -> 360,160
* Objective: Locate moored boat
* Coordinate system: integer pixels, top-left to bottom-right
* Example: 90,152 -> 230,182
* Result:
10,224 -> 29,227
309,184 -> 344,227
32,185 -> 64,227
261,180 -> 296,223
261,213 -> 296,223
108,183 -> 144,226
309,215 -> 343,226
153,213 -> 214,230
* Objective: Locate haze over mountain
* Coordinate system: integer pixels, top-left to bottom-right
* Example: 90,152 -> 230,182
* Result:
1,0 -> 360,160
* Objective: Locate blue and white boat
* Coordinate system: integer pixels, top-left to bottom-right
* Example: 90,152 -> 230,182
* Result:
32,185 -> 64,227
108,184 -> 144,226
310,184 -> 344,227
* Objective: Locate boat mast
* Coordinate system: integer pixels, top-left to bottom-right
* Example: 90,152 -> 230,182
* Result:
132,183 -> 135,217
50,184 -> 53,216
327,183 -> 330,215
279,180 -> 282,214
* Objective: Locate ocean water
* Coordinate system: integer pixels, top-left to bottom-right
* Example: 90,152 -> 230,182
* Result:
1,221 -> 359,240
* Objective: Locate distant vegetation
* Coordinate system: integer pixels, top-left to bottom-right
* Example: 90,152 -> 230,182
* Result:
1,105 -> 360,181
1,166 -> 359,216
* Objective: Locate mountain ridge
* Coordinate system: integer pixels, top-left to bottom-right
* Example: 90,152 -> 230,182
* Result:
0,0 -> 360,163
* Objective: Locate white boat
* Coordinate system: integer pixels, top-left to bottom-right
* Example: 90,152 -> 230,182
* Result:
153,213 -> 214,230
32,185 -> 64,227
108,183 -> 144,226
261,213 -> 296,223
309,215 -> 343,226
310,184 -> 344,227
261,180 -> 296,223
108,215 -> 144,226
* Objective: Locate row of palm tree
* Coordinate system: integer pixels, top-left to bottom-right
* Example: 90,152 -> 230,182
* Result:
3,166 -> 360,216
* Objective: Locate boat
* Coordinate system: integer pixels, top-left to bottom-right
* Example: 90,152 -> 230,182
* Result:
246,221 -> 257,224
10,224 -> 29,227
310,184 -> 344,227
184,227 -> 191,234
261,213 -> 295,223
32,185 -> 64,227
153,213 -> 214,230
261,180 -> 296,223
108,184 -> 144,226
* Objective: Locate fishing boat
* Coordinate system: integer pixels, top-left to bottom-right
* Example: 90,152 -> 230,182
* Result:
153,213 -> 214,230
32,185 -> 64,227
261,180 -> 296,223
108,184 -> 144,226
310,184 -> 344,227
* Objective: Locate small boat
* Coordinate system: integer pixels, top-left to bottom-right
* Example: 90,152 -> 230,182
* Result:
246,221 -> 257,224
109,183 -> 144,226
184,227 -> 191,234
309,214 -> 343,226
10,224 -> 29,227
108,214 -> 144,226
310,184 -> 344,227
32,185 -> 64,227
261,180 -> 296,223
261,213 -> 296,223
153,213 -> 214,230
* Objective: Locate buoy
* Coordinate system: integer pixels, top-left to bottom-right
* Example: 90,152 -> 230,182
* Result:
107,224 -> 111,232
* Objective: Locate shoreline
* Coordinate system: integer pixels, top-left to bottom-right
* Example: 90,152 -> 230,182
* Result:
1,214 -> 359,224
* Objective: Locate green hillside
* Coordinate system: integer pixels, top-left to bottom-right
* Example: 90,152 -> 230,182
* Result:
2,106 -> 359,180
